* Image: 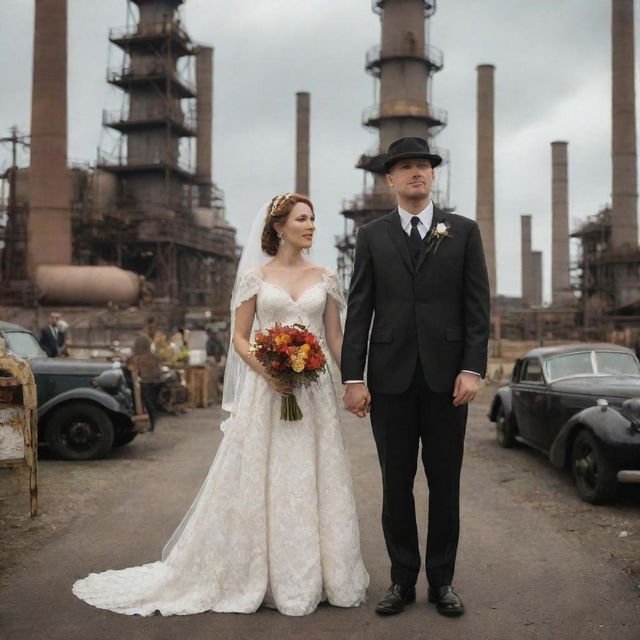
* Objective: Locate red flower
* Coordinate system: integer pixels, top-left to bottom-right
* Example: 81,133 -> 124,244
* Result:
251,323 -> 326,388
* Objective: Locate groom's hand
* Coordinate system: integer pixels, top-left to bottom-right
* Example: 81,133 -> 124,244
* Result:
453,371 -> 480,406
343,383 -> 371,418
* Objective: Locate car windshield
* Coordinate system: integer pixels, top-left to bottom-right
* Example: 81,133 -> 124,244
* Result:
545,350 -> 640,381
4,331 -> 46,359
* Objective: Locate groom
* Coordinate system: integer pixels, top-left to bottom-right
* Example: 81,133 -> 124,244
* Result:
341,137 -> 490,616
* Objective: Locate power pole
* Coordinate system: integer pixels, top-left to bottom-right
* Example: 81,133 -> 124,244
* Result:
0,126 -> 31,283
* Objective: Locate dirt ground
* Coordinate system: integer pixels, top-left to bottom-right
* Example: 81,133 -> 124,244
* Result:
1,384 -> 639,640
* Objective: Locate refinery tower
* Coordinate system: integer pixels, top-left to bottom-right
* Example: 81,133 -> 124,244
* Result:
336,0 -> 449,288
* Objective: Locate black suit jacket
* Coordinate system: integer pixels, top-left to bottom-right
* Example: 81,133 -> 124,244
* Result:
341,206 -> 491,394
39,325 -> 62,358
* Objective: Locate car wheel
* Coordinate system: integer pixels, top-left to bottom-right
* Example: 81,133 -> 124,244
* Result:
571,430 -> 618,504
46,402 -> 115,460
113,431 -> 137,447
496,404 -> 516,448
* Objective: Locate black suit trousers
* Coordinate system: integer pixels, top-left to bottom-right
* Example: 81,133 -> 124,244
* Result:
370,360 -> 467,588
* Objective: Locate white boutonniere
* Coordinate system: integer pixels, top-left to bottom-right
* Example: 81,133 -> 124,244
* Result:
426,220 -> 453,255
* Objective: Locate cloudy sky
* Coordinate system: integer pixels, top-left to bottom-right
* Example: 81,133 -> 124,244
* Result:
0,0 -> 638,301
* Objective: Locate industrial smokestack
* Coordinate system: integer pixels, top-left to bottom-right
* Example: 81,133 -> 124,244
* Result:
196,46 -> 214,209
521,215 -> 532,306
378,0 -> 428,151
295,92 -> 310,196
551,141 -> 571,304
611,0 -> 638,248
476,64 -> 496,297
531,251 -> 543,307
27,0 -> 72,276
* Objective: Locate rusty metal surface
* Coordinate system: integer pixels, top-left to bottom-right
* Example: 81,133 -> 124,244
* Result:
34,265 -> 140,306
27,0 -> 72,273
0,346 -> 38,516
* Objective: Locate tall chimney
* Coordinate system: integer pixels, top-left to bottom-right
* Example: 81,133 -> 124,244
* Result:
476,64 -> 496,297
27,0 -> 71,275
521,214 -> 533,306
611,0 -> 638,248
551,141 -> 571,304
295,92 -> 310,196
196,45 -> 214,208
531,251 -> 543,307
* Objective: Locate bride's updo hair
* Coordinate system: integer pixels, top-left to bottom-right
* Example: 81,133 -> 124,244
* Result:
261,193 -> 314,256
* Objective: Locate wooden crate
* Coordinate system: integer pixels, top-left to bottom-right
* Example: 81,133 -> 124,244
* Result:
185,366 -> 211,408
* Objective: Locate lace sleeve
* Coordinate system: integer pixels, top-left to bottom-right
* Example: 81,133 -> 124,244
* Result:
231,268 -> 262,309
322,268 -> 346,312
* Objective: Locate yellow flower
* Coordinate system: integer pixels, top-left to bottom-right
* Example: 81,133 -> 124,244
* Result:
292,360 -> 305,373
300,343 -> 310,354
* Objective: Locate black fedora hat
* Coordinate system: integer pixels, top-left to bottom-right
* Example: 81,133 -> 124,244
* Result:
383,137 -> 442,172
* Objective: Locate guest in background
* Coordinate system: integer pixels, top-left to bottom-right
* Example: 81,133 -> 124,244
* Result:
39,312 -> 64,358
170,326 -> 190,364
131,333 -> 163,431
205,327 -> 225,363
57,318 -> 69,357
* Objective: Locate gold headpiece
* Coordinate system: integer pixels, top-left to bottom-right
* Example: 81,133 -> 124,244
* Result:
268,193 -> 294,217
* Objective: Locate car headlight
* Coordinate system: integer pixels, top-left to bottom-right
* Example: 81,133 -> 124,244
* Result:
94,369 -> 125,393
621,398 -> 640,430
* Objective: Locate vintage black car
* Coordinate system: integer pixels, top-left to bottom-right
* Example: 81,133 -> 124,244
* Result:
488,343 -> 640,504
0,321 -> 148,460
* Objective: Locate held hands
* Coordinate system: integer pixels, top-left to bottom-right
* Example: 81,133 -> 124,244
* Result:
266,376 -> 293,395
453,371 -> 479,406
343,383 -> 371,418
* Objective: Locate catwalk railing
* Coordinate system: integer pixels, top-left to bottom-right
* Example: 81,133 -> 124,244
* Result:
102,105 -> 197,133
109,21 -> 191,46
362,100 -> 448,128
107,65 -> 196,96
365,43 -> 443,75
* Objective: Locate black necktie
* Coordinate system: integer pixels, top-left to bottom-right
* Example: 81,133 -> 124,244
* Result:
409,216 -> 422,260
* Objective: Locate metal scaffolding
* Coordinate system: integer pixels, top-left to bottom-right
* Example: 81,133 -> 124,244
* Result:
335,0 -> 451,289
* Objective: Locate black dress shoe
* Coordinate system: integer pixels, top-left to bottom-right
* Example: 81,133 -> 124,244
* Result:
375,583 -> 416,615
428,585 -> 465,616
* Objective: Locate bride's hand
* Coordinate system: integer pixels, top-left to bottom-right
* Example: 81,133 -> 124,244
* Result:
266,376 -> 293,395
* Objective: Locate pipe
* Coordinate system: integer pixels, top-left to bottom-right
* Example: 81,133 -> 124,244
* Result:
521,215 -> 532,306
551,141 -> 571,304
476,64 -> 496,297
295,92 -> 310,196
196,46 -> 214,208
27,0 -> 72,275
611,0 -> 638,248
35,266 -> 141,306
531,250 -> 543,307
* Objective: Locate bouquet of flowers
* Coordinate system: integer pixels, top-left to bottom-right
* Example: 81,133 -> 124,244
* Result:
250,323 -> 327,421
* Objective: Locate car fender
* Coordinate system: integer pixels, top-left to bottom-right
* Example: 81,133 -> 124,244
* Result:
38,388 -> 129,420
488,385 -> 512,422
549,405 -> 632,469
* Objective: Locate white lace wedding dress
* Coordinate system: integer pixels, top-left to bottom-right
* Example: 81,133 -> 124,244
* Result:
72,268 -> 369,617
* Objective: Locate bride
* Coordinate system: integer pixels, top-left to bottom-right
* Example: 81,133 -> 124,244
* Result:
72,193 -> 370,617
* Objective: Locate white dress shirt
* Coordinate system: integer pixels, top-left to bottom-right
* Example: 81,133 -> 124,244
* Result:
345,200 -> 480,382
398,201 -> 433,240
